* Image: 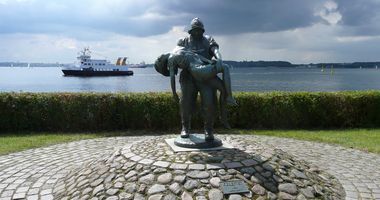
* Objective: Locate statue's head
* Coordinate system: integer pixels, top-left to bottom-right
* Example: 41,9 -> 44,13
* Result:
154,53 -> 170,76
188,17 -> 204,40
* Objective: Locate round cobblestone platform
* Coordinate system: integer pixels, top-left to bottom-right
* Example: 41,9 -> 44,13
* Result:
54,135 -> 344,200
0,134 -> 379,200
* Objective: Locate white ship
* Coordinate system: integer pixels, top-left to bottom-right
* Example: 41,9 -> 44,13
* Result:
62,48 -> 133,76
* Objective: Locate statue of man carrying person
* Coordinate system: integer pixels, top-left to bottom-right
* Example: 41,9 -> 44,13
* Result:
155,17 -> 236,142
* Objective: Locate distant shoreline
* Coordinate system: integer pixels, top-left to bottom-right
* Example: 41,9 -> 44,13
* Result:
224,61 -> 380,68
1,61 -> 380,68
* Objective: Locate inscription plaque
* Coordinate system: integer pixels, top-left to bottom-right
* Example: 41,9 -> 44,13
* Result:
220,180 -> 249,194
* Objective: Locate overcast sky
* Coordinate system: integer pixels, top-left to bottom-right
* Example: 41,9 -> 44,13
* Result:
0,0 -> 379,64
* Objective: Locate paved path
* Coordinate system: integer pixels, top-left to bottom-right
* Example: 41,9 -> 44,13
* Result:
0,135 -> 379,200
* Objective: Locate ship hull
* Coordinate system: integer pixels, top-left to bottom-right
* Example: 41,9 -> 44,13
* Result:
129,65 -> 147,68
129,66 -> 147,68
62,70 -> 133,76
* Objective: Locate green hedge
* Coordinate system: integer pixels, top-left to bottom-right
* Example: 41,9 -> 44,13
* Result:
1,91 -> 380,132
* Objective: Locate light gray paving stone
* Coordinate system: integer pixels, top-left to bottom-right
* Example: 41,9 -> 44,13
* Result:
106,195 -> 118,200
186,171 -> 209,179
181,191 -> 193,200
123,152 -> 135,158
138,174 -> 155,185
173,175 -> 186,184
106,188 -> 119,196
148,194 -> 163,200
26,195 -> 39,200
40,188 -> 52,195
279,183 -> 298,195
134,193 -> 145,200
278,192 -> 296,200
228,194 -> 242,200
291,169 -> 307,179
208,188 -> 223,200
92,183 -> 104,196
82,187 -> 92,195
40,194 -> 54,200
130,156 -> 142,162
139,159 -> 154,165
206,163 -> 224,170
169,163 -> 187,170
209,177 -> 220,187
188,164 -> 205,170
157,173 -> 172,184
1,190 -> 13,198
300,186 -> 315,198
12,192 -> 26,199
147,184 -> 166,195
163,193 -> 177,200
252,184 -> 266,195
169,182 -> 181,195
5,184 -> 17,190
184,179 -> 199,191
119,192 -> 133,199
124,182 -> 137,193
153,161 -> 170,168
27,188 -> 39,195
124,170 -> 137,179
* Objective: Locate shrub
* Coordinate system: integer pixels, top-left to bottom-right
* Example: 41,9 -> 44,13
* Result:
0,91 -> 379,133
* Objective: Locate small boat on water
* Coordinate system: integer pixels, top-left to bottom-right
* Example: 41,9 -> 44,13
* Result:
62,48 -> 133,76
129,61 -> 147,68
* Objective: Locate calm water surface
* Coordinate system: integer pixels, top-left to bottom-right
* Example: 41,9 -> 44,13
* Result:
0,67 -> 379,92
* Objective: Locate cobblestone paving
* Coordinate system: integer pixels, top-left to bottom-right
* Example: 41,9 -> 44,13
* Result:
0,137 -> 149,200
0,134 -> 379,200
55,135 -> 343,200
255,136 -> 380,200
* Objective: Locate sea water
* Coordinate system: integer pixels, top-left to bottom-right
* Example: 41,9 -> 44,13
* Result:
0,67 -> 379,92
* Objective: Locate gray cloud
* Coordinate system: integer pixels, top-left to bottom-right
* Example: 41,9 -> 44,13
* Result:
1,0 -> 380,63
335,0 -> 380,36
0,0 -> 328,37
0,0 -> 173,37
1,0 -> 380,38
162,0 -> 325,35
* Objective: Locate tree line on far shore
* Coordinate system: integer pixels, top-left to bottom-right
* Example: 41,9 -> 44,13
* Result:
1,61 -> 380,68
224,60 -> 380,68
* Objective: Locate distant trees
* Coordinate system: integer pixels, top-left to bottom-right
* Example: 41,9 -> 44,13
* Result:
224,60 -> 293,68
223,61 -> 380,68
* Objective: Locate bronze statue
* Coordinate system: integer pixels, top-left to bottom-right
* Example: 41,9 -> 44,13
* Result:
155,18 -> 235,143
156,47 -> 236,106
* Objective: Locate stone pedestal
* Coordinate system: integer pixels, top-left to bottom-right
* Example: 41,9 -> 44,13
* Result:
173,134 -> 222,148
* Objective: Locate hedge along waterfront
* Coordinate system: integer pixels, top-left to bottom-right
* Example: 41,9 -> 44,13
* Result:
1,91 -> 380,132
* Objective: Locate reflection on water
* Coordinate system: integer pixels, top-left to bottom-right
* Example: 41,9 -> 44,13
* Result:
0,67 -> 379,92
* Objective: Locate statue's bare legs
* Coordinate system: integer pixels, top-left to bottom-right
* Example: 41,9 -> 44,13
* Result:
216,63 -> 237,106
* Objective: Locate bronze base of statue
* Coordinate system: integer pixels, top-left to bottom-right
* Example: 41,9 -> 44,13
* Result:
174,133 -> 222,149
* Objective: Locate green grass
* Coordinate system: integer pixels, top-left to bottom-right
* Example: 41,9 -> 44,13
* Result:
0,132 -> 101,155
0,130 -> 166,155
0,129 -> 379,155
229,129 -> 380,154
